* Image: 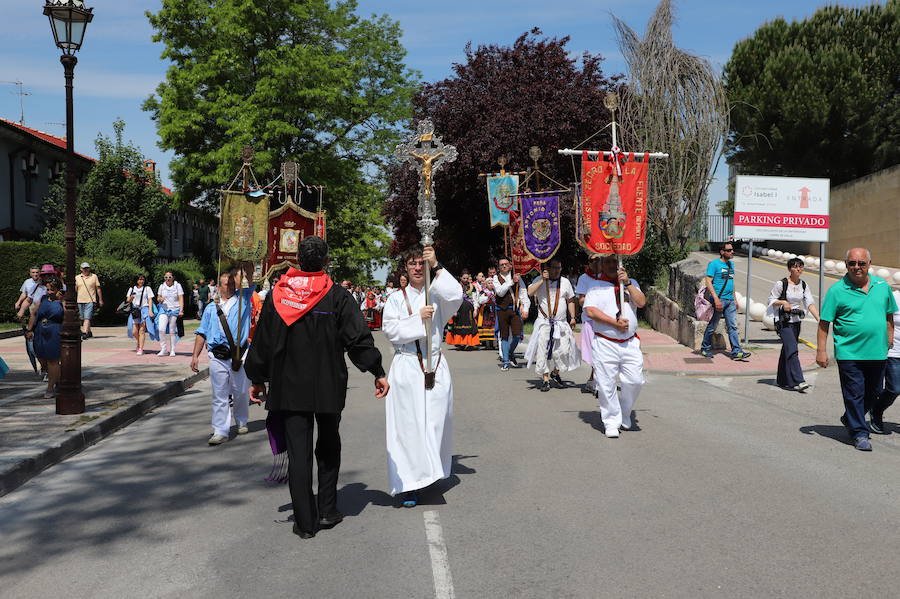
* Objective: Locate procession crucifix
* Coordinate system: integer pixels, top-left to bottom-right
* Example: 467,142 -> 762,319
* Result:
395,119 -> 458,377
558,92 -> 669,311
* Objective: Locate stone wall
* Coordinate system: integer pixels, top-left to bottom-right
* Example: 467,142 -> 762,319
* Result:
644,257 -> 727,350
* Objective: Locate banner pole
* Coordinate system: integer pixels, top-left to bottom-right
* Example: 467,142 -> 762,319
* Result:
819,242 -> 825,317
617,255 -> 625,316
744,240 -> 753,344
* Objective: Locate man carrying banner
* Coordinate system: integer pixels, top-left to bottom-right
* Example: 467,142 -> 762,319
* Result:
525,259 -> 579,391
492,257 -> 529,370
583,255 -> 646,438
381,245 -> 463,506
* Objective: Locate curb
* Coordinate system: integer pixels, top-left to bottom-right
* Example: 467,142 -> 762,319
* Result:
0,368 -> 210,498
646,363 -> 820,378
0,329 -> 24,340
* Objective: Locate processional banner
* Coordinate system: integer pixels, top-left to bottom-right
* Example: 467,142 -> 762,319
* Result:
264,197 -> 318,278
487,174 -> 519,228
314,211 -> 327,239
519,192 -> 561,262
509,209 -> 540,275
220,190 -> 269,262
579,151 -> 649,255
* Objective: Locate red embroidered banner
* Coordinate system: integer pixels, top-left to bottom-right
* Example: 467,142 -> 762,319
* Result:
509,209 -> 540,275
265,198 -> 317,279
580,151 -> 649,255
315,211 -> 327,239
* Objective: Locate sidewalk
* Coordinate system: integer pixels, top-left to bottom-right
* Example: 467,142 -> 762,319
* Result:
0,325 -> 209,496
638,327 -> 817,376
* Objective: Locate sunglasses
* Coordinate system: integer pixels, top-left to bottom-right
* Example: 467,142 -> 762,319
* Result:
846,261 -> 868,267
722,248 -> 734,252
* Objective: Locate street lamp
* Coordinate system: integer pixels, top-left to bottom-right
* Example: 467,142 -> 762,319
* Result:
43,0 -> 93,415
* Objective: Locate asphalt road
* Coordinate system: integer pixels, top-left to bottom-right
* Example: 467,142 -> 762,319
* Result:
3,332 -> 900,598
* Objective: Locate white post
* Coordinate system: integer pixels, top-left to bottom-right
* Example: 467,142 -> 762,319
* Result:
744,241 -> 753,344
818,242 -> 825,313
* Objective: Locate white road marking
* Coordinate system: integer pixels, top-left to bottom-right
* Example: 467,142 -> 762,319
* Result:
423,510 -> 456,599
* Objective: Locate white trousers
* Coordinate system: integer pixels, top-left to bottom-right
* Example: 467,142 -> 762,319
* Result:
590,335 -> 644,431
159,314 -> 178,352
209,355 -> 249,436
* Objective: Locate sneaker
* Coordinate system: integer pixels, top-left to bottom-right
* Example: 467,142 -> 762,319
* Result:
208,434 -> 228,445
700,349 -> 713,358
401,491 -> 419,507
869,410 -> 886,435
550,372 -> 564,388
840,414 -> 849,429
581,380 -> 595,394
730,351 -> 752,360
540,380 -> 551,392
169,350 -> 177,357
500,363 -> 509,372
605,427 -> 620,439
509,357 -> 519,368
157,347 -> 168,356
795,382 -> 810,392
854,437 -> 872,451
236,424 -> 249,435
136,349 -> 144,355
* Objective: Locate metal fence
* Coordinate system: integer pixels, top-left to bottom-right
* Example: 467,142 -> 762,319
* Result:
706,214 -> 733,242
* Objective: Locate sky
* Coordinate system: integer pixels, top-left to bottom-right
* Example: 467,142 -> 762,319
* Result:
0,0 -> 877,213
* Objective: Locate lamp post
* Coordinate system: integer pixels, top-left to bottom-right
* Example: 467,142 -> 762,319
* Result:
43,0 -> 93,415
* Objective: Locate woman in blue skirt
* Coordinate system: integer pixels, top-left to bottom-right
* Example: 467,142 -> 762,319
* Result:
25,280 -> 64,398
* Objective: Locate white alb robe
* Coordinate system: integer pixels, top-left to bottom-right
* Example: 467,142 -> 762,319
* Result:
524,278 -> 580,374
382,271 -> 463,495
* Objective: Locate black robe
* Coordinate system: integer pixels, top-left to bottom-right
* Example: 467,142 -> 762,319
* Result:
245,285 -> 385,413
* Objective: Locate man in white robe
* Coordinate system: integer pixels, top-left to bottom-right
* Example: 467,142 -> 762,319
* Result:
382,245 -> 463,506
524,259 -> 580,392
583,255 -> 646,438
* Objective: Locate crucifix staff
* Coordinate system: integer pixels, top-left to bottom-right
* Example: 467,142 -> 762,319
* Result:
557,93 -> 668,311
395,119 -> 458,379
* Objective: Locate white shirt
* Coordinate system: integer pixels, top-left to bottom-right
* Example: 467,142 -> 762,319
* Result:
158,281 -> 184,310
766,278 -> 816,323
128,285 -> 151,309
491,273 -> 530,311
575,272 -> 607,323
532,278 -> 574,320
20,278 -> 39,296
890,290 -> 900,359
584,279 -> 641,340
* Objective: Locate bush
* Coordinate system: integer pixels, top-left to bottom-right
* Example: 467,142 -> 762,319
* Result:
0,242 -> 65,322
623,228 -> 689,290
84,228 -> 158,270
86,256 -> 145,324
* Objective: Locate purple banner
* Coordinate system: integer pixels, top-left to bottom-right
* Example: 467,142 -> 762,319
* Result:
520,192 -> 561,262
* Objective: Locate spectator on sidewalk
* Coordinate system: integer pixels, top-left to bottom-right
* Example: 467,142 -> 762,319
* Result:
16,264 -> 61,321
75,262 -> 104,340
766,258 -> 820,391
25,280 -> 63,399
700,242 -> 751,360
14,266 -> 40,316
191,283 -> 200,318
870,288 -> 900,434
817,248 -> 897,451
197,279 -> 210,319
156,271 -> 184,357
126,274 -> 156,355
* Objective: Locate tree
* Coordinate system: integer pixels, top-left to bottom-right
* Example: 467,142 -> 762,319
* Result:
612,0 -> 729,250
143,0 -> 418,282
41,119 -> 172,252
383,29 -> 620,274
724,1 -> 900,185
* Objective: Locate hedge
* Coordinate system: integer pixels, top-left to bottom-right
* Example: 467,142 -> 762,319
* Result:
82,256 -> 145,324
84,228 -> 157,271
0,242 -> 65,322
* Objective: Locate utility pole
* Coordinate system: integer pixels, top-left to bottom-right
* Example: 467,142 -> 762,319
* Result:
1,81 -> 32,124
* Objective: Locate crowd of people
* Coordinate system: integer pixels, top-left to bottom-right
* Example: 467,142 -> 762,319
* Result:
11,237 -> 898,538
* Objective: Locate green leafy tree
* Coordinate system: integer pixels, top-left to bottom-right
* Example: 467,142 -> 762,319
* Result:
143,0 -> 418,282
41,119 -> 173,252
724,1 -> 900,184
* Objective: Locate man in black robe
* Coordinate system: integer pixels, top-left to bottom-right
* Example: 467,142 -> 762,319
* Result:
245,236 -> 389,539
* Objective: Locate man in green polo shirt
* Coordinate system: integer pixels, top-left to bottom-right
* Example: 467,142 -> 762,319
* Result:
817,248 -> 897,451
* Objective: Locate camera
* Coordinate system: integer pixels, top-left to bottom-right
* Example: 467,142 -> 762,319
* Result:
789,308 -> 805,318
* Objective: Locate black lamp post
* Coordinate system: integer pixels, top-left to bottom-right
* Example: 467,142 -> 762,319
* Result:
43,0 -> 93,415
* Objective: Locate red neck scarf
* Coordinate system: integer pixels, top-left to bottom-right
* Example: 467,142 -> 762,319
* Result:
272,267 -> 333,326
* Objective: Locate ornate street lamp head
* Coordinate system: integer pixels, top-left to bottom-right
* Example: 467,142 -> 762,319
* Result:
43,0 -> 94,55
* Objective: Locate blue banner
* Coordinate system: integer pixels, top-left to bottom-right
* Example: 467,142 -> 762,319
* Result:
486,174 -> 519,228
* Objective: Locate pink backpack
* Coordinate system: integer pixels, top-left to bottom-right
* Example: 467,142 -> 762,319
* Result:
694,285 -> 714,321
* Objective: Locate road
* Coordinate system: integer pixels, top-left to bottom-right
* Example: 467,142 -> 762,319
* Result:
3,331 -> 900,598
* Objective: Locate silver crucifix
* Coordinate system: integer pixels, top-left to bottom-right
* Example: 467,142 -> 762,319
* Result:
394,119 -> 458,245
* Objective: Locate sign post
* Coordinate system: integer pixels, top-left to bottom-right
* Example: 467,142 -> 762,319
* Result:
733,175 -> 830,344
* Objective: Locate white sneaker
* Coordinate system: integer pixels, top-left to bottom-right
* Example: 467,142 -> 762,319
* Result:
208,434 -> 228,445
169,350 -> 177,357
157,347 -> 168,356
605,428 -> 620,438
236,424 -> 249,435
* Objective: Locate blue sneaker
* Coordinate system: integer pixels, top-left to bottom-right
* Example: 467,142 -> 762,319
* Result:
854,437 -> 872,451
401,491 -> 419,507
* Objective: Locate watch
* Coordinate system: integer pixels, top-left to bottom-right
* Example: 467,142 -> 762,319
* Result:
623,281 -> 632,287
432,262 -> 444,272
